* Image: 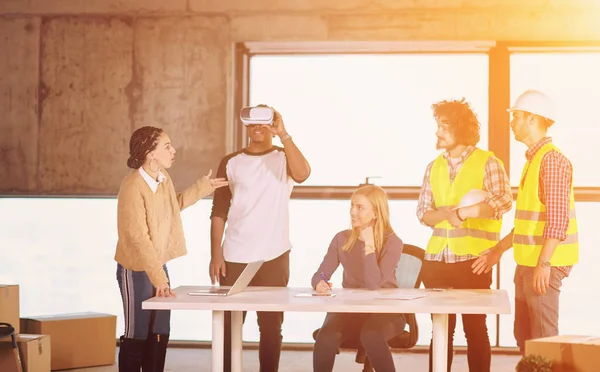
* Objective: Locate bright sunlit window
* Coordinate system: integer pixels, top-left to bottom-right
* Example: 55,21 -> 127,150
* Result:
6,51 -> 600,349
510,52 -> 600,186
250,54 -> 489,186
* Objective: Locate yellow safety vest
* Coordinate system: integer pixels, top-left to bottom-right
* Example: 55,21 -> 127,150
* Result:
426,149 -> 502,256
513,143 -> 578,267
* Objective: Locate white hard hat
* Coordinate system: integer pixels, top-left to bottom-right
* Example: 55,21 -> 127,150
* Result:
454,189 -> 490,210
507,89 -> 556,121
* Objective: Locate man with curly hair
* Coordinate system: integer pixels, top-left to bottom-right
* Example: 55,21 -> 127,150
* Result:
417,98 -> 513,372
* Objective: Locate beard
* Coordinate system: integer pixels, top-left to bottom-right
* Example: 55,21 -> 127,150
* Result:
436,138 -> 444,150
436,137 -> 457,151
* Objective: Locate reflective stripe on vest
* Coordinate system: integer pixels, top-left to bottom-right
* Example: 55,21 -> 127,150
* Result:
426,148 -> 502,256
431,227 -> 500,241
514,209 -> 577,220
513,233 -> 578,246
513,142 -> 579,267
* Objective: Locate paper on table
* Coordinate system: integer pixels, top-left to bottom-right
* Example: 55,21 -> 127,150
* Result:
375,292 -> 428,300
295,292 -> 336,298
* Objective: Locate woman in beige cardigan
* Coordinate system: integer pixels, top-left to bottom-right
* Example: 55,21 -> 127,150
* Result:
114,126 -> 227,372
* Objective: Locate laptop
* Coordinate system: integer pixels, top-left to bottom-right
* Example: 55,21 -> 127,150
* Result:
187,260 -> 264,297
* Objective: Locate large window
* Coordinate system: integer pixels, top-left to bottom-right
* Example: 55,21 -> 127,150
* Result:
510,52 -> 600,186
5,197 -> 600,346
249,54 -> 489,186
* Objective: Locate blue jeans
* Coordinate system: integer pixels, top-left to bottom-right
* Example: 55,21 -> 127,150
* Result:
513,265 -> 565,354
116,263 -> 171,339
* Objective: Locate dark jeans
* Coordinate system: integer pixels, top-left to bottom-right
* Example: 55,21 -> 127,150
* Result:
313,312 -> 407,372
220,250 -> 290,372
421,259 -> 492,372
514,265 -> 565,354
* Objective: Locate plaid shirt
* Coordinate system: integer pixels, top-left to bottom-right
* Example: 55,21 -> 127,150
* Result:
417,146 -> 513,263
519,137 -> 573,276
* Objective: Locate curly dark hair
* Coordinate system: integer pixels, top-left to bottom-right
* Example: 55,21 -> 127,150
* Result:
127,126 -> 164,169
431,98 -> 480,146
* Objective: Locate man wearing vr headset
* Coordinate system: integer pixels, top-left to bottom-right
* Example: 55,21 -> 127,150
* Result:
417,98 -> 512,372
209,105 -> 311,372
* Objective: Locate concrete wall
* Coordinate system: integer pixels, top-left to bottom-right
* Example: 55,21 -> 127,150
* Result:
1,0 -> 599,194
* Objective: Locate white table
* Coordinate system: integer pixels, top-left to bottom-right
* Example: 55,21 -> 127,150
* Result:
143,286 -> 510,372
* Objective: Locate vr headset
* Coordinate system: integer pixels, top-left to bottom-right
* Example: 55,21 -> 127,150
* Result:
240,106 -> 274,126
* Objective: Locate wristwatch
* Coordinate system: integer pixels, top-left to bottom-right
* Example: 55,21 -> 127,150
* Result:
539,260 -> 551,268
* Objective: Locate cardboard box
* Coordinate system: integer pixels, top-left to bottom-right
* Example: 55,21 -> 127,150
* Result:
0,334 -> 51,372
0,285 -> 20,333
21,312 -> 116,370
526,335 -> 600,372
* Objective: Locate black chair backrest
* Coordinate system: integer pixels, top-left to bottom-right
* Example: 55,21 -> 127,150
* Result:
0,322 -> 17,348
0,323 -> 15,338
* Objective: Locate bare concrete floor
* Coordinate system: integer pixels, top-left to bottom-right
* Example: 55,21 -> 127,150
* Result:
74,347 -> 521,372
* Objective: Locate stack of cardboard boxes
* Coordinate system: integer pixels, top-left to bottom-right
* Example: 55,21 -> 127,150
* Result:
0,284 -> 43,372
0,284 -> 117,372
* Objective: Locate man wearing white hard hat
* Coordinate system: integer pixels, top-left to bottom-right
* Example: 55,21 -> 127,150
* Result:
472,89 -> 578,354
417,98 -> 513,372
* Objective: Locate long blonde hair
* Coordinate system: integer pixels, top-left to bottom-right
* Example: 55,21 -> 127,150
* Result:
340,185 -> 395,256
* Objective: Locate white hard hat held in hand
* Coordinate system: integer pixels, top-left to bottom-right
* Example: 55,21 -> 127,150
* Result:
454,189 -> 490,210
507,89 -> 556,122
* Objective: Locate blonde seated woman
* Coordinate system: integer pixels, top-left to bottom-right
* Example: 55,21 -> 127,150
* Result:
311,185 -> 406,372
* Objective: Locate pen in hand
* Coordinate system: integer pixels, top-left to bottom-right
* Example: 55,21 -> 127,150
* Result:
318,272 -> 333,292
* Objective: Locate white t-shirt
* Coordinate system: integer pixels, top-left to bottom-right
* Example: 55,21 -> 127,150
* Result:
210,147 -> 297,263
